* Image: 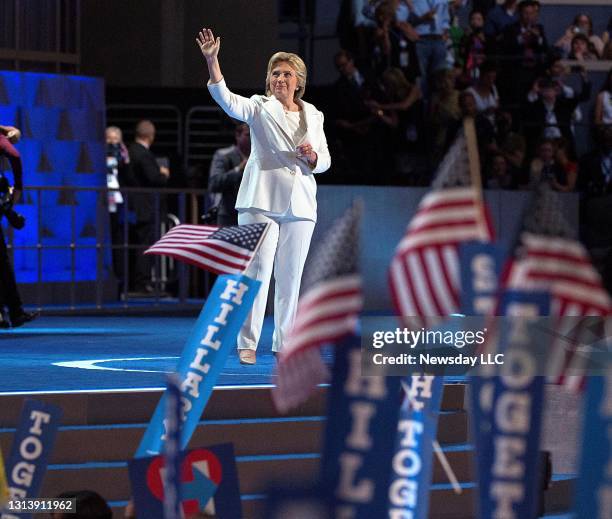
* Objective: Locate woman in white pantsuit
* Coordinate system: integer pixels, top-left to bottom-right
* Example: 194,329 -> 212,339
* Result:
196,28 -> 331,364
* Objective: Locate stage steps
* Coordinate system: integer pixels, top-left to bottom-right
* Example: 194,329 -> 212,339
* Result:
0,384 -> 573,518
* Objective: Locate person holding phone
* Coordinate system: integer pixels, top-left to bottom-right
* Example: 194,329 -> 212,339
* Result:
196,28 -> 331,365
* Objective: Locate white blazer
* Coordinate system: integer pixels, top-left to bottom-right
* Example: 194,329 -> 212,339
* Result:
207,78 -> 331,222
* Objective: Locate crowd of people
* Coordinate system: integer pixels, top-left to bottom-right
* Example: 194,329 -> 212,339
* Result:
331,0 -> 612,193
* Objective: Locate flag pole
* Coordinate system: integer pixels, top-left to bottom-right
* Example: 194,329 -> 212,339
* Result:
403,383 -> 462,495
433,439 -> 462,494
463,117 -> 487,237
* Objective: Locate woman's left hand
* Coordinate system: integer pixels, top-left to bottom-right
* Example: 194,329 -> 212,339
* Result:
297,143 -> 317,165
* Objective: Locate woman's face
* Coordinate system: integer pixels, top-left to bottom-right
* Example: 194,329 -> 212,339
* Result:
572,38 -> 587,55
270,61 -> 299,102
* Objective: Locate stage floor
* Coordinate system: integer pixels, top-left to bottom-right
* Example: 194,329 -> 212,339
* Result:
0,315 -> 280,393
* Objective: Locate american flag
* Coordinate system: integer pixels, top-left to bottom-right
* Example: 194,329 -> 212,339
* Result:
389,129 -> 494,321
503,185 -> 611,391
272,202 -> 363,413
144,223 -> 269,275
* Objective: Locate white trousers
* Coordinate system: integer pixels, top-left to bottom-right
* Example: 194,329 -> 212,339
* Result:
237,211 -> 315,352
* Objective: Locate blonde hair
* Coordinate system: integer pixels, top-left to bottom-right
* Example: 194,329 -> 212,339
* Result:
265,52 -> 307,100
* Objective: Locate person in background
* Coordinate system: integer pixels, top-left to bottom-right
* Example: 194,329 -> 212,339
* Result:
578,125 -> 612,293
0,124 -> 38,328
568,33 -> 599,61
408,0 -> 465,95
594,68 -> 612,127
105,126 -> 130,295
208,122 -> 250,226
127,119 -> 170,294
529,138 -> 576,192
523,73 -> 591,159
429,68 -> 461,163
372,1 -> 420,82
459,10 -> 487,81
197,28 -> 331,365
500,0 -> 548,105
485,152 -> 517,189
466,60 -> 499,122
554,13 -> 604,59
50,490 -> 112,519
601,16 -> 612,59
367,67 -> 423,181
484,0 -> 518,41
332,49 -> 377,182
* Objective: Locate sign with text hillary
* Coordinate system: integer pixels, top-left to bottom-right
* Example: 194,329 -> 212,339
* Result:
320,334 -> 400,518
575,368 -> 612,518
480,291 -> 549,519
128,444 -> 241,519
388,375 -> 444,519
1,400 -> 62,519
136,274 -> 260,457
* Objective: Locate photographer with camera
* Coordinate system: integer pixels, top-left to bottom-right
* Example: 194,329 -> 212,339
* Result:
0,124 -> 37,328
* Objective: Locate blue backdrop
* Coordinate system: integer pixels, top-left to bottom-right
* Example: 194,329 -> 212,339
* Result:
0,71 -> 108,282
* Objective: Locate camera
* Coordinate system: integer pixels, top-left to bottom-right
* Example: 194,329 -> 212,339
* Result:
0,175 -> 25,230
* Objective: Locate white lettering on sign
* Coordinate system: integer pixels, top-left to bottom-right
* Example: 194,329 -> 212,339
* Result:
335,349 -> 385,515
165,277 -> 249,444
389,376 -> 432,517
7,409 -> 53,504
489,303 -> 539,519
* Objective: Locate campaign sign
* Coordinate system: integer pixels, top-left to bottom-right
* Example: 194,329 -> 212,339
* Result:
320,334 -> 400,518
480,291 -> 549,519
460,241 -> 504,517
136,274 -> 260,457
460,241 -> 505,317
574,369 -> 612,518
388,374 -> 444,519
128,444 -> 241,519
2,400 -> 62,519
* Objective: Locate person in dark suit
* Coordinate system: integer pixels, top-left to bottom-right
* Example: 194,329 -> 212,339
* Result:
0,125 -> 37,327
127,120 -> 170,293
522,75 -> 591,159
579,126 -> 612,293
332,49 -> 380,182
499,0 -> 548,106
207,123 -> 250,226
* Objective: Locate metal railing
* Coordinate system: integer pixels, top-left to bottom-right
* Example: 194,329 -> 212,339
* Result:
5,185 -> 209,311
184,105 -> 235,172
106,104 -> 183,160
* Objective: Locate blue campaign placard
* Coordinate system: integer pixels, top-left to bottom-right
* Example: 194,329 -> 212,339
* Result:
136,274 -> 260,457
388,374 -> 444,519
2,400 -> 63,519
128,443 -> 241,519
575,371 -> 612,518
461,241 -> 505,506
320,334 -> 401,518
480,291 -> 550,519
460,241 -> 505,317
